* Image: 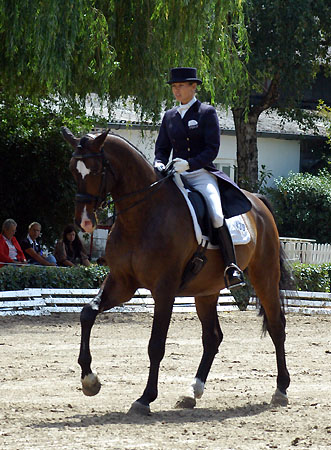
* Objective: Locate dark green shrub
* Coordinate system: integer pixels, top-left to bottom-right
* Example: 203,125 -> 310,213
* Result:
0,95 -> 107,248
1,262 -> 330,293
266,170 -> 331,243
291,262 -> 331,292
0,264 -> 109,291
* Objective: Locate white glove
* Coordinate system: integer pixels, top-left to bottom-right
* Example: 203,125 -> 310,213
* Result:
154,161 -> 166,172
173,158 -> 189,173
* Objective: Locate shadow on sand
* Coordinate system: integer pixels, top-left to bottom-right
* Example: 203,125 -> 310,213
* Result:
32,401 -> 274,429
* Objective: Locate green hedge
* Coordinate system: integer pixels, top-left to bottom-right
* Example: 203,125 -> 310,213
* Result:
0,262 -> 330,293
292,262 -> 331,293
0,264 -> 109,291
265,170 -> 331,243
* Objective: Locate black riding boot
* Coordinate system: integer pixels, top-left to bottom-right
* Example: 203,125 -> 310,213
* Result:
217,223 -> 245,290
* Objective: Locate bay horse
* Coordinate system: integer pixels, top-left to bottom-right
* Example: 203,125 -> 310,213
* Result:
62,127 -> 291,415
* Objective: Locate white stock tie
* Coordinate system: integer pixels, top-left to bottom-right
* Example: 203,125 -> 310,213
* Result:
177,104 -> 190,118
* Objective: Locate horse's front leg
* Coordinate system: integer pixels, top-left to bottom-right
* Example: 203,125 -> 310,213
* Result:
78,274 -> 137,397
78,287 -> 104,396
175,294 -> 222,409
129,295 -> 175,415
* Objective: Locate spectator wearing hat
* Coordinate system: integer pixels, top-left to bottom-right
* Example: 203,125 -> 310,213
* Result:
0,219 -> 27,267
154,67 -> 251,290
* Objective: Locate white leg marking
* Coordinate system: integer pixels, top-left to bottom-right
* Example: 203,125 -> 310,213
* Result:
189,377 -> 205,399
76,160 -> 91,179
271,388 -> 288,406
81,372 -> 101,396
82,373 -> 99,388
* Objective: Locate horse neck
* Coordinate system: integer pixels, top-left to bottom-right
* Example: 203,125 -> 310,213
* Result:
104,138 -> 157,214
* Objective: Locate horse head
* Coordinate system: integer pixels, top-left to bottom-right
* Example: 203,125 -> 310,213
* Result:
62,127 -> 111,233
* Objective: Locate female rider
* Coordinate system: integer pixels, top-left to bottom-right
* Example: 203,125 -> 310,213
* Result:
154,67 -> 251,290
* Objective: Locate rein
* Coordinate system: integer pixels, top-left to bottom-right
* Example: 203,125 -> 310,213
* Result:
72,143 -> 174,216
108,169 -> 174,217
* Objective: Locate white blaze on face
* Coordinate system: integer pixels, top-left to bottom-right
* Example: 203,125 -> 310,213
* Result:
76,160 -> 91,179
80,205 -> 94,233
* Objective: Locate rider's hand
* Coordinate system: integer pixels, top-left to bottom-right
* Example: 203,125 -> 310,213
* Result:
173,158 -> 189,173
154,161 -> 166,172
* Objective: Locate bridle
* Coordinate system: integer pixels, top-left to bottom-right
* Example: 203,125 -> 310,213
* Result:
72,140 -> 174,217
72,145 -> 115,211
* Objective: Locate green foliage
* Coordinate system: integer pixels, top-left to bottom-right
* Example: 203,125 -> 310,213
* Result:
0,94 -> 107,247
0,264 -> 109,291
1,262 -> 329,294
237,0 -> 331,110
0,0 -> 116,99
266,171 -> 331,243
318,101 -> 331,149
1,1 -> 330,188
292,263 -> 331,293
0,0 -> 248,115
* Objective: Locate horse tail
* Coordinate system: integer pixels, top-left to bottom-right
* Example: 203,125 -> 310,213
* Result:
253,193 -> 294,334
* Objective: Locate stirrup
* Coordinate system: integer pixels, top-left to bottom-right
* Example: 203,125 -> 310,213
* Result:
224,264 -> 246,290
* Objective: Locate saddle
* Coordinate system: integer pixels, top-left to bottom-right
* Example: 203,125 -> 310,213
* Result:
181,176 -> 219,245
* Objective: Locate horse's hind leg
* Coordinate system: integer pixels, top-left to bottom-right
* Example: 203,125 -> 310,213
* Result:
249,266 -> 290,406
176,294 -> 222,409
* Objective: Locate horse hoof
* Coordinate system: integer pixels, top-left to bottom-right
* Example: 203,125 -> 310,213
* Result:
175,396 -> 196,409
81,373 -> 101,396
127,400 -> 151,416
271,388 -> 288,406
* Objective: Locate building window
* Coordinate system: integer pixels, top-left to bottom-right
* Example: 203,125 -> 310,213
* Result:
300,138 -> 329,174
214,160 -> 237,181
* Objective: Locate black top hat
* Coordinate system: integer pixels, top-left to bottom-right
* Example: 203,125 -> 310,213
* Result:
167,67 -> 202,85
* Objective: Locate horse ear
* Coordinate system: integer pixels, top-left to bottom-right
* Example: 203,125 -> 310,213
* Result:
61,127 -> 79,148
90,129 -> 110,153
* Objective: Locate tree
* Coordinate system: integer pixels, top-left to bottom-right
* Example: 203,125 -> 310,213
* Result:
1,1 -> 330,190
211,0 -> 331,189
0,0 -> 248,110
0,0 -> 116,98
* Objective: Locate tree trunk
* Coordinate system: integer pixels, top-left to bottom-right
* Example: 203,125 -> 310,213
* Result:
232,108 -> 260,191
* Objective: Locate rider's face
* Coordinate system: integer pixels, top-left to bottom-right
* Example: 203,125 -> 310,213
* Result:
171,82 -> 197,105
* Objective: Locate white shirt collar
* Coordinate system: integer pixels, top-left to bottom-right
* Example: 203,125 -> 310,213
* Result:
27,235 -> 35,245
177,96 -> 197,118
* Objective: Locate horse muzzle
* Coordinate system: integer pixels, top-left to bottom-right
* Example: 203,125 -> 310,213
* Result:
75,204 -> 97,233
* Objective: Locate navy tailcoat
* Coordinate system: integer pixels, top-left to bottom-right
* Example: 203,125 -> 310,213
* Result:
155,100 -> 252,218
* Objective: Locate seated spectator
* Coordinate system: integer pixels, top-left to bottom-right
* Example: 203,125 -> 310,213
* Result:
20,222 -> 57,266
54,224 -> 90,267
0,218 -> 27,267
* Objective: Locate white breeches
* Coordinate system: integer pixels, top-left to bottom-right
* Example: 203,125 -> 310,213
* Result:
182,168 -> 224,228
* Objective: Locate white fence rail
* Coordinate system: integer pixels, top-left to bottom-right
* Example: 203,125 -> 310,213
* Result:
0,288 -> 330,316
280,237 -> 331,264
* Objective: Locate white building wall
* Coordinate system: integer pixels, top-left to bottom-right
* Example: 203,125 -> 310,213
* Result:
257,137 -> 300,183
110,127 -> 158,163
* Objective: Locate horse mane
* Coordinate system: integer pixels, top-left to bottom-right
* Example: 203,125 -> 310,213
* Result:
106,132 -> 154,169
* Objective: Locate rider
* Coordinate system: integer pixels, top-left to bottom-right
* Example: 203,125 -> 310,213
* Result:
154,67 -> 251,290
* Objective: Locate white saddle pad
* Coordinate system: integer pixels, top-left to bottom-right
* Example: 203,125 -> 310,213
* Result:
173,172 -> 251,249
